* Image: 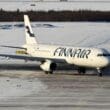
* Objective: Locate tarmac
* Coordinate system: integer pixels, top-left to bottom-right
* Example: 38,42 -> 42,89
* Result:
0,63 -> 110,110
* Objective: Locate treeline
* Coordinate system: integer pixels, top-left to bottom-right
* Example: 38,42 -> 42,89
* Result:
0,9 -> 110,21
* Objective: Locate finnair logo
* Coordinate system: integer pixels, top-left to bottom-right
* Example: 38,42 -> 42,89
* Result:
25,26 -> 35,37
54,47 -> 91,59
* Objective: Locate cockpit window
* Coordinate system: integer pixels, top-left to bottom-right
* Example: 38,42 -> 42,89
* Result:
97,54 -> 103,56
97,53 -> 110,56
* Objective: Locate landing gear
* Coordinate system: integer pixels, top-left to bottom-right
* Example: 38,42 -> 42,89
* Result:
97,68 -> 102,77
78,67 -> 86,75
45,71 -> 49,74
45,71 -> 53,74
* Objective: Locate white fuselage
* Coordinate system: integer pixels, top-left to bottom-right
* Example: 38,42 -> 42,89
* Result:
26,44 -> 110,69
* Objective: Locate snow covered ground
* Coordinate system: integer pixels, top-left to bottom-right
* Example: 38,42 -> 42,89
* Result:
0,22 -> 110,52
0,74 -> 47,98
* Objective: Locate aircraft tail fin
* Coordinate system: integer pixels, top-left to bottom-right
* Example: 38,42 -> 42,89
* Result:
24,15 -> 38,45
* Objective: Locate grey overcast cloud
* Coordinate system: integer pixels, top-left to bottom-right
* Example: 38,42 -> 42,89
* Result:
0,0 -> 109,11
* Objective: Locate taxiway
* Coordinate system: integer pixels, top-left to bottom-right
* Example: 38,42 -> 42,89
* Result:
0,63 -> 109,110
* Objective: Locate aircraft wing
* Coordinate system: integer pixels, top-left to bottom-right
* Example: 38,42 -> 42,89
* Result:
0,45 -> 26,50
0,54 -> 66,63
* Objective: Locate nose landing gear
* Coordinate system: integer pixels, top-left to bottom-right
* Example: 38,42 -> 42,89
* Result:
97,68 -> 102,77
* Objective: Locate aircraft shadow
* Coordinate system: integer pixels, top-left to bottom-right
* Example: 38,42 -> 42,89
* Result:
0,63 -> 109,76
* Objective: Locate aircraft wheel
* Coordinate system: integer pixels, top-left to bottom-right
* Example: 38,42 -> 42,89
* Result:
45,71 -> 49,74
99,72 -> 102,77
97,68 -> 103,77
97,72 -> 102,77
78,67 -> 86,74
49,71 -> 53,74
45,71 -> 53,74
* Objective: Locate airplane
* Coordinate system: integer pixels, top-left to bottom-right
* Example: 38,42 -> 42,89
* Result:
0,15 -> 110,77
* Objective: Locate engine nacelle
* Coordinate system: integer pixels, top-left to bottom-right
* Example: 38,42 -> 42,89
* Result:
40,60 -> 57,72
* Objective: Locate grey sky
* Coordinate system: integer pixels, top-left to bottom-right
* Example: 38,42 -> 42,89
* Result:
0,0 -> 110,2
0,0 -> 110,11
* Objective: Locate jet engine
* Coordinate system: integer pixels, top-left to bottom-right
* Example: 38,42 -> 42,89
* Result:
40,60 -> 57,73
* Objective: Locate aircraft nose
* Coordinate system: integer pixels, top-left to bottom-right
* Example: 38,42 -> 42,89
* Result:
103,57 -> 110,67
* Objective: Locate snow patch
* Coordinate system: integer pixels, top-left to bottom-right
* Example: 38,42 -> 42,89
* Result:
0,77 -> 47,100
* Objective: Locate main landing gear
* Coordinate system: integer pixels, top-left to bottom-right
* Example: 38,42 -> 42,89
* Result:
45,71 -> 53,74
78,67 -> 86,75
